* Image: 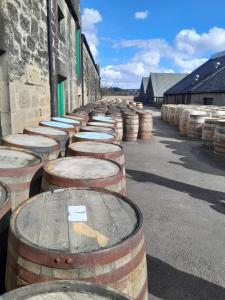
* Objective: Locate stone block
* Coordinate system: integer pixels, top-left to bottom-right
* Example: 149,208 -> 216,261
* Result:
26,65 -> 42,85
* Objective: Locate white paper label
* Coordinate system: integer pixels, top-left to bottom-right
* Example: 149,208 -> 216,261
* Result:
68,206 -> 87,222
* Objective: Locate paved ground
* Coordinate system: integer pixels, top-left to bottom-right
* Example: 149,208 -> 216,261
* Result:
123,108 -> 225,300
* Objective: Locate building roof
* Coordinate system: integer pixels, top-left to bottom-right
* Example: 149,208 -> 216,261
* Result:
140,77 -> 149,94
150,73 -> 187,97
165,52 -> 225,95
192,65 -> 225,93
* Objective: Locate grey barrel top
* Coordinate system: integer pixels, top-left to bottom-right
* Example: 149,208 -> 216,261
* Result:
24,126 -> 68,139
0,146 -> 42,170
10,188 -> 139,253
2,134 -> 59,153
68,141 -> 123,157
39,121 -> 75,133
73,132 -> 115,143
0,280 -> 133,299
88,122 -> 116,129
52,117 -> 81,126
44,156 -> 121,182
80,126 -> 115,135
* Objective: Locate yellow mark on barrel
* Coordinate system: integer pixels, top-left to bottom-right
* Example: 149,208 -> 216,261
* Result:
73,222 -> 109,247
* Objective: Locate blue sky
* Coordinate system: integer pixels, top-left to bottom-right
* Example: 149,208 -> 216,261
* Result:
81,0 -> 225,88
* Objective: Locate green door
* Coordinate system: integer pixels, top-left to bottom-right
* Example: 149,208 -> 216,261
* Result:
57,81 -> 65,116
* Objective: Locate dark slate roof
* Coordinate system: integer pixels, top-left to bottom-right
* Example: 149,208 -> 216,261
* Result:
140,77 -> 149,93
165,53 -> 225,95
150,73 -> 187,97
193,65 -> 225,93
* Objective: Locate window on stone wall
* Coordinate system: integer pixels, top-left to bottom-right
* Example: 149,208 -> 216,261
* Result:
58,6 -> 65,38
0,50 -> 5,56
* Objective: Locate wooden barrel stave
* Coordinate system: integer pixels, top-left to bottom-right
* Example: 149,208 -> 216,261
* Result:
73,132 -> 116,144
138,113 -> 152,139
6,188 -> 147,299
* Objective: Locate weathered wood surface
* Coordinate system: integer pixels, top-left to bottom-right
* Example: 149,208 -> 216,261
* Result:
6,188 -> 147,299
91,116 -> 116,125
39,121 -> 75,144
138,112 -> 152,139
214,120 -> 225,154
0,182 -> 11,294
87,122 -> 116,129
42,157 -> 125,195
73,132 -> 115,144
80,126 -> 115,136
0,147 -> 42,209
123,114 -> 139,142
202,118 -> 218,147
63,115 -> 88,126
24,126 -> 68,157
1,280 -> 133,299
68,142 -> 126,194
2,134 -> 60,163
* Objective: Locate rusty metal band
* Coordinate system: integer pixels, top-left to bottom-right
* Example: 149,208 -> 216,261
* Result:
42,171 -> 123,188
136,278 -> 148,300
9,228 -> 144,269
0,163 -> 43,177
7,242 -> 146,287
2,141 -> 60,153
68,146 -> 124,160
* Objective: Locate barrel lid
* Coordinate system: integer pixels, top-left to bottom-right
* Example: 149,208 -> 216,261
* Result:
44,156 -> 120,180
81,126 -> 114,133
87,122 -> 115,128
12,188 -> 138,253
0,146 -> 41,169
0,280 -> 133,299
216,119 -> 225,126
2,134 -> 58,151
40,121 -> 74,129
52,117 -> 81,125
69,141 -> 122,155
24,126 -> 67,137
74,132 -> 114,140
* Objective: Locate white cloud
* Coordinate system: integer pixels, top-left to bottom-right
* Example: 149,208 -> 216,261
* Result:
101,27 -> 225,88
81,8 -> 102,58
134,10 -> 149,20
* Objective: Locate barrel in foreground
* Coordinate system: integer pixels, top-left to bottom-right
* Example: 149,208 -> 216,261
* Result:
6,188 -> 147,300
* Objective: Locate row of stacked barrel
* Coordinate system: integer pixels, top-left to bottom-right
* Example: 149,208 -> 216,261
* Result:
161,104 -> 225,154
0,100 -> 149,300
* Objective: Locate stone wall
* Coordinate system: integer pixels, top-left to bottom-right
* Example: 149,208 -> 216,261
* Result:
0,0 -> 50,135
82,35 -> 100,105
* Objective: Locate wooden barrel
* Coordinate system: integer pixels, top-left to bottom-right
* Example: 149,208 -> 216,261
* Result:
138,112 -> 152,139
214,120 -> 225,154
202,118 -> 219,148
63,114 -> 88,126
6,188 -> 147,299
167,105 -> 177,125
188,111 -> 207,140
51,117 -> 81,133
0,182 -> 11,294
80,126 -> 116,136
68,141 -> 126,194
91,116 -> 116,125
174,105 -> 186,127
123,113 -> 139,142
39,121 -> 75,144
135,102 -> 143,110
2,134 -> 60,164
24,126 -> 68,157
2,280 -> 133,299
179,108 -> 193,137
42,157 -> 125,195
73,132 -> 116,144
0,147 -> 42,209
88,121 -> 116,130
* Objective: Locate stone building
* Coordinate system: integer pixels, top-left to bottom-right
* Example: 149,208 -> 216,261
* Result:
0,0 -> 100,136
145,73 -> 187,106
164,51 -> 225,106
81,34 -> 100,105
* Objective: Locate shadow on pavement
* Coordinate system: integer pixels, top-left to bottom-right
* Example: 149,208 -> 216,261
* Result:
126,169 -> 225,215
147,255 -> 225,300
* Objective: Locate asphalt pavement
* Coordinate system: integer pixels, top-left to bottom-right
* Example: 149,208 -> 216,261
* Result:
123,108 -> 225,300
